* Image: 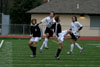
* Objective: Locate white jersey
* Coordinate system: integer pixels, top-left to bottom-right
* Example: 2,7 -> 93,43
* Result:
70,21 -> 83,36
41,16 -> 55,28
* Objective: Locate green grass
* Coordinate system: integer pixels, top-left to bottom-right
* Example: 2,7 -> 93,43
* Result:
0,38 -> 100,67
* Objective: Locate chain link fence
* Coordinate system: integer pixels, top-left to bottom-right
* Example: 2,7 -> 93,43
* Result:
0,24 -> 100,37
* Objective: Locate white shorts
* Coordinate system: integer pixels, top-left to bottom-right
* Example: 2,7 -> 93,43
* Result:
30,37 -> 40,42
58,30 -> 67,43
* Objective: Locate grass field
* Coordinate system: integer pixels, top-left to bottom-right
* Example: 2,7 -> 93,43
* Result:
0,38 -> 100,67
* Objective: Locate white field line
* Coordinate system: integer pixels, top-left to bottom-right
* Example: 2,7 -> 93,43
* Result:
0,40 -> 4,48
5,41 -> 13,67
96,46 -> 100,47
88,43 -> 100,48
12,64 -> 100,67
88,44 -> 100,46
6,60 -> 100,63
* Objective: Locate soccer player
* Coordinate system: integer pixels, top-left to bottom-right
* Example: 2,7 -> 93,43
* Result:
38,11 -> 56,52
54,16 -> 68,60
55,16 -> 83,59
52,16 -> 62,37
67,16 -> 83,54
55,29 -> 79,59
55,30 -> 68,60
29,18 -> 41,58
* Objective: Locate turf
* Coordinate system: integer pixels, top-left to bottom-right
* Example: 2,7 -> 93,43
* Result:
0,38 -> 100,67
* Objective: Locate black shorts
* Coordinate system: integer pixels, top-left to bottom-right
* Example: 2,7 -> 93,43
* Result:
71,34 -> 80,41
45,27 -> 53,37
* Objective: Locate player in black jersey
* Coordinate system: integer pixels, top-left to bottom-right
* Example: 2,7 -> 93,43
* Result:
29,18 -> 41,58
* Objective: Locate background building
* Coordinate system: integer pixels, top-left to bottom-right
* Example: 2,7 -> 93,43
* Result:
28,0 -> 100,36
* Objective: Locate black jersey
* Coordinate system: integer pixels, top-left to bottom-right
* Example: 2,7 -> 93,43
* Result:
52,23 -> 62,37
30,24 -> 41,37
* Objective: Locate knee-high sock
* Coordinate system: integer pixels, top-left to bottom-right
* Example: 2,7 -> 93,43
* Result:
70,44 -> 74,52
75,42 -> 82,50
40,41 -> 45,50
29,46 -> 34,53
40,38 -> 48,50
44,38 -> 48,48
33,47 -> 36,56
56,48 -> 61,57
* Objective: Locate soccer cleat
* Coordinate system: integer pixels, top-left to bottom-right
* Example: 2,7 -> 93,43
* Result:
40,49 -> 42,53
45,47 -> 48,49
30,55 -> 36,58
55,56 -> 60,60
80,48 -> 83,53
67,51 -> 72,55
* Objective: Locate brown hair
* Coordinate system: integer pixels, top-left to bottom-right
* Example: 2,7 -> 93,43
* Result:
72,16 -> 77,21
55,16 -> 60,22
31,18 -> 37,24
50,11 -> 55,16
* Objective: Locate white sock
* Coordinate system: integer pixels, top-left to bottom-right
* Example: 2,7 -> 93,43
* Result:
75,42 -> 82,50
44,38 -> 48,48
70,44 -> 74,52
40,41 -> 45,50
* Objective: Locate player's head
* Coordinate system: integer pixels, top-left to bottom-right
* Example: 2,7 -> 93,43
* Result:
55,16 -> 60,23
31,18 -> 37,24
50,11 -> 55,17
72,16 -> 77,22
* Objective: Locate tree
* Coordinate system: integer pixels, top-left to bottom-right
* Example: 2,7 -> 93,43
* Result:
9,0 -> 42,24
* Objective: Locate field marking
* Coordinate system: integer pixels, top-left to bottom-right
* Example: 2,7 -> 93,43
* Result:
10,60 -> 100,62
0,40 -> 4,48
88,43 -> 100,48
88,44 -> 100,46
96,46 -> 100,47
12,64 -> 100,67
0,41 -> 13,67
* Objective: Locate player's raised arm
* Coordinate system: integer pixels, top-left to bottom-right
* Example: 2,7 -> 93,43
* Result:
37,21 -> 44,25
38,17 -> 47,25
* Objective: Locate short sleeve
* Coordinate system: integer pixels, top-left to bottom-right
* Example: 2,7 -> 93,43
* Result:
53,18 -> 56,22
70,24 -> 72,30
77,22 -> 83,27
41,17 -> 47,23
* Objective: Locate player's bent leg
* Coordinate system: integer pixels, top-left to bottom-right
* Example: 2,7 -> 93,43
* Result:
40,33 -> 49,52
44,33 -> 49,49
29,41 -> 33,46
67,39 -> 75,55
55,37 -> 64,60
31,41 -> 37,58
75,42 -> 83,53
55,43 -> 63,60
29,41 -> 35,57
32,37 -> 39,58
68,30 -> 77,40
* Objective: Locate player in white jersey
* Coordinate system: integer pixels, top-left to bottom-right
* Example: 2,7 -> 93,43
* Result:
38,11 -> 56,52
55,16 -> 83,59
67,16 -> 83,54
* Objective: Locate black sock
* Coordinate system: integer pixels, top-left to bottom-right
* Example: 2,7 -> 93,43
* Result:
33,47 -> 36,56
56,48 -> 61,57
29,46 -> 34,53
